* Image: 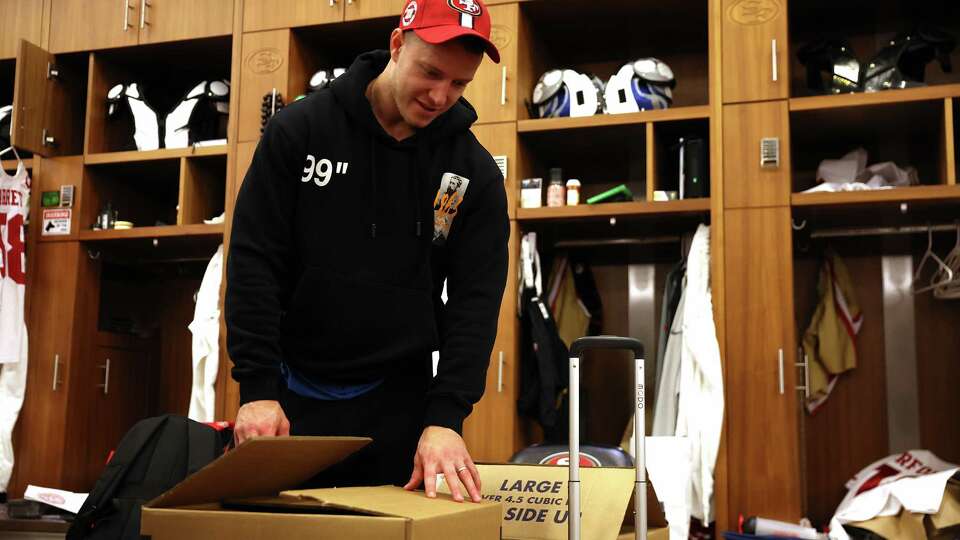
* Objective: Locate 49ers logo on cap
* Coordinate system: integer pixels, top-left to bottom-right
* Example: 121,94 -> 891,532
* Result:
401,0 -> 418,26
448,0 -> 481,17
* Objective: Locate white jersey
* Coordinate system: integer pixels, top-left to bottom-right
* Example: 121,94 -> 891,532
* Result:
0,161 -> 29,363
0,160 -> 30,492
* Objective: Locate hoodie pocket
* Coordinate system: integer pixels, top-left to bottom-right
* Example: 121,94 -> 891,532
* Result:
283,267 -> 439,365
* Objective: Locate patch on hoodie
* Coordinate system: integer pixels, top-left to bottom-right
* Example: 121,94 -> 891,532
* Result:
433,172 -> 470,246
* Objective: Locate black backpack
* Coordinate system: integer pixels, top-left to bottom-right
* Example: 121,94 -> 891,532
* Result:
67,414 -> 232,539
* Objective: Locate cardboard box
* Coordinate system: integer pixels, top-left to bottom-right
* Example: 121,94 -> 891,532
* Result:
440,463 -> 636,540
848,480 -> 960,540
141,436 -> 502,540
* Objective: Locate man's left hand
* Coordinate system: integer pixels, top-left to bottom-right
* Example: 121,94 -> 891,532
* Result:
403,426 -> 482,503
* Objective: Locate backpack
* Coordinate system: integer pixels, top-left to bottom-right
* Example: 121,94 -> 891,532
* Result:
67,414 -> 232,539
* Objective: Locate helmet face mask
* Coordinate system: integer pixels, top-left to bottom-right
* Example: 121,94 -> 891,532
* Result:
308,68 -> 347,94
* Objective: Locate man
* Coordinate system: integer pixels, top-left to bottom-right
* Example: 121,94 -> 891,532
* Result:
226,0 -> 508,505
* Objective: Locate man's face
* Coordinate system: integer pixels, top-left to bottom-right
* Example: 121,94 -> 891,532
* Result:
391,31 -> 484,128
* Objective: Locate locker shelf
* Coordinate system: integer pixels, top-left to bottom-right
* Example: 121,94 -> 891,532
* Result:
85,145 -> 228,165
789,83 -> 960,112
517,105 -> 710,134
517,198 -> 709,222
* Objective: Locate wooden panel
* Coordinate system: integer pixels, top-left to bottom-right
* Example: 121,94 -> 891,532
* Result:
344,0 -> 403,21
138,0 -> 233,44
470,122 -> 516,219
794,253 -> 889,526
84,345 -> 154,486
155,278 -> 199,416
723,101 -> 790,208
462,4 -> 517,124
33,156 -> 85,241
915,273 -> 960,467
944,98 -> 957,186
85,145 -> 229,165
517,198 -> 711,221
238,30 -> 291,143
85,52 -> 135,155
463,221 -> 519,462
0,0 -> 43,60
646,123 -> 656,200
49,0 -> 139,53
9,242 -> 81,497
723,207 -> 802,523
10,40 -> 51,155
721,0 -> 788,103
243,0 -> 343,32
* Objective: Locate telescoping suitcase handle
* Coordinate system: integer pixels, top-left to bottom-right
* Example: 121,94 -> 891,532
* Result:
568,336 -> 646,540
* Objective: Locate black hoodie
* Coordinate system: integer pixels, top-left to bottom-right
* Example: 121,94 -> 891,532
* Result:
226,50 -> 509,433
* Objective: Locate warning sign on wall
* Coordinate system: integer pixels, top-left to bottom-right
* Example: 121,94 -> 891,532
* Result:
41,208 -> 71,236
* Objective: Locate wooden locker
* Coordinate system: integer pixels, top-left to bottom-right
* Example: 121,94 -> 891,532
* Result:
723,206 -> 802,523
721,0 -> 789,103
723,100 -> 791,208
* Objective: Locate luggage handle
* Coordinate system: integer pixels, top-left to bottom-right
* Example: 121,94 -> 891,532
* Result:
568,335 -> 646,540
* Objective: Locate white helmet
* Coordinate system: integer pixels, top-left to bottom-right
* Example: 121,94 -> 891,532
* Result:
604,58 -> 675,114
530,69 -> 603,118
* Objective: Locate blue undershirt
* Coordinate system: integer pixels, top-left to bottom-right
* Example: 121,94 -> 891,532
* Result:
281,362 -> 383,400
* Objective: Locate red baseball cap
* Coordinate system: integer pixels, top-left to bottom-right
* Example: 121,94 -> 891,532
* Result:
398,0 -> 500,64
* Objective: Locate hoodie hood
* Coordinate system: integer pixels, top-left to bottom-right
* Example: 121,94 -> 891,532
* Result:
330,50 -> 479,144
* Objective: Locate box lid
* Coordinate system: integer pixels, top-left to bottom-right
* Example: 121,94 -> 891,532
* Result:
147,436 -> 370,509
281,485 -> 498,520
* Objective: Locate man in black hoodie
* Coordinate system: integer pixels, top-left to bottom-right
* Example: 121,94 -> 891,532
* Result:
226,0 -> 508,505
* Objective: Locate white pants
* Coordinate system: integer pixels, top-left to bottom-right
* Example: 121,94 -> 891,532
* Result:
0,327 -> 28,492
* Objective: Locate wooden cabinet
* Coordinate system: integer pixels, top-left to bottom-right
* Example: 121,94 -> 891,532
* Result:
10,40 -> 87,157
51,0 -> 232,52
84,344 -> 153,484
0,0 -> 42,60
462,4 -> 517,124
721,0 -> 788,103
722,206 -> 802,523
50,0 -> 140,53
138,0 -> 233,45
238,30 -> 292,143
9,241 -> 84,496
243,0 -> 344,33
463,221 -> 521,462
344,0 -> 403,21
723,100 -> 791,208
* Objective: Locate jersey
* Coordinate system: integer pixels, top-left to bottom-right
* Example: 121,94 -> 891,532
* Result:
0,161 -> 29,364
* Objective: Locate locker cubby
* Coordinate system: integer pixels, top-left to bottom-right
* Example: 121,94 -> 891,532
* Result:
178,154 -> 226,225
85,37 -> 233,154
518,123 -> 647,205
516,0 -> 709,121
789,0 -> 960,98
287,16 -> 396,100
790,231 -> 960,527
82,159 -> 182,231
651,118 -> 710,199
790,98 -> 950,193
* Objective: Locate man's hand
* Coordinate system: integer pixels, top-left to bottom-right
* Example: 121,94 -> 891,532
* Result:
403,426 -> 481,503
234,400 -> 290,446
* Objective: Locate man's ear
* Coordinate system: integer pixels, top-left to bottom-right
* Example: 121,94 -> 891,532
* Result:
390,28 -> 405,63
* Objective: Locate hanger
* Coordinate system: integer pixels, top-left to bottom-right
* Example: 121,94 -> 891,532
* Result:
933,222 -> 960,299
912,224 -> 953,295
0,143 -> 23,165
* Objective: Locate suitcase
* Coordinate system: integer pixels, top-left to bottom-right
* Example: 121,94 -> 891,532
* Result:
568,336 -> 647,540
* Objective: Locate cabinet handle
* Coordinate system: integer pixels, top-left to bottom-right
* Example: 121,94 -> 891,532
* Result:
500,66 -> 507,106
771,39 -> 778,82
777,348 -> 785,395
98,358 -> 111,395
497,351 -> 504,393
140,0 -> 150,28
52,354 -> 61,391
347,0 -> 353,3
329,0 -> 337,6
122,0 -> 134,31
